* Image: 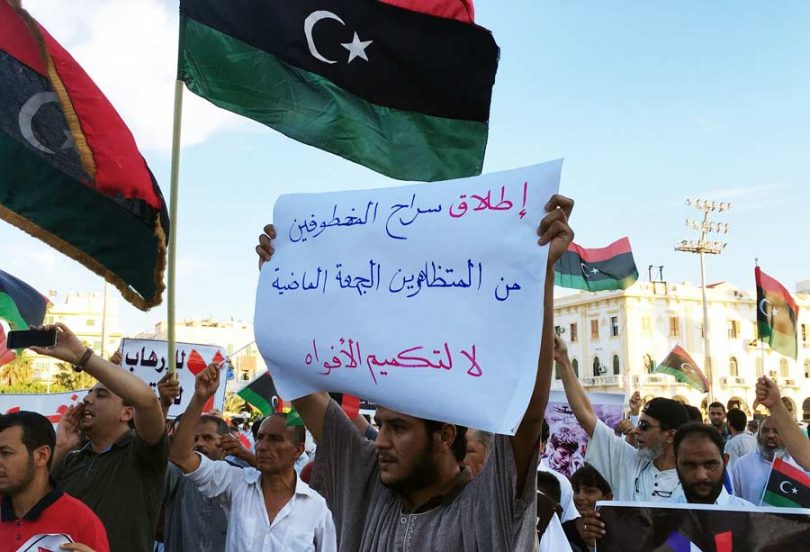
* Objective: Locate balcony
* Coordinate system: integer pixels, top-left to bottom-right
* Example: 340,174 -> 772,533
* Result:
632,374 -> 671,386
720,376 -> 749,387
582,376 -> 622,387
778,378 -> 799,389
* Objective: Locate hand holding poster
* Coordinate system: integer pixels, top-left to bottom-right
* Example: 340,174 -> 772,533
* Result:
120,338 -> 228,417
254,161 -> 562,434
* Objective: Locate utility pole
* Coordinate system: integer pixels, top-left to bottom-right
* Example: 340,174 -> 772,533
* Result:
675,199 -> 731,404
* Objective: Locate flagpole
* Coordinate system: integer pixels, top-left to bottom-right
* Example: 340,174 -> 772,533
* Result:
167,80 -> 184,379
756,258 -> 767,383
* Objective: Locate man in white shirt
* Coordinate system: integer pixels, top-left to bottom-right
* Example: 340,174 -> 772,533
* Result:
555,336 -> 688,503
725,408 -> 756,470
669,422 -> 753,507
170,363 -> 336,551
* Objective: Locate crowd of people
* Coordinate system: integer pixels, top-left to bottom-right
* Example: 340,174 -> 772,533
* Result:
1,196 -> 809,551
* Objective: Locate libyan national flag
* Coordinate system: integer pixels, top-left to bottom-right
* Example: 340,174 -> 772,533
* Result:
0,1 -> 168,311
0,269 -> 49,367
554,237 -> 639,292
654,345 -> 709,393
756,267 -> 799,360
761,457 -> 810,508
177,0 -> 499,182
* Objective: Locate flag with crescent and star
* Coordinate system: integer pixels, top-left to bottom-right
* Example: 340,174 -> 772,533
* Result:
761,457 -> 810,508
654,345 -> 709,393
0,269 -> 49,366
756,266 -> 799,359
553,237 -> 639,292
177,0 -> 499,182
0,0 -> 168,311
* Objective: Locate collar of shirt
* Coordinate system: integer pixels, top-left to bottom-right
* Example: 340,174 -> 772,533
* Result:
243,468 -> 320,500
76,429 -> 134,456
401,465 -> 473,514
1,482 -> 64,522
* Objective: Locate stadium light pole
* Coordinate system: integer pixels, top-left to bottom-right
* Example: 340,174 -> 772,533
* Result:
675,199 -> 731,405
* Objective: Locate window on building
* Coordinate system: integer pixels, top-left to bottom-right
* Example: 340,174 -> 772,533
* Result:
572,358 -> 579,377
728,320 -> 739,339
240,371 -> 250,381
780,358 -> 789,378
802,324 -> 808,344
669,317 -> 680,337
554,361 -> 561,380
641,316 -> 652,336
554,325 -> 562,337
86,319 -> 95,327
804,360 -> 810,379
590,319 -> 599,339
570,323 -> 578,342
612,354 -> 620,375
643,354 -> 654,374
610,316 -> 619,337
729,356 -> 738,377
593,356 -> 601,376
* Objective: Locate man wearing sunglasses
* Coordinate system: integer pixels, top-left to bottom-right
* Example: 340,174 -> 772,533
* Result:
555,336 -> 688,503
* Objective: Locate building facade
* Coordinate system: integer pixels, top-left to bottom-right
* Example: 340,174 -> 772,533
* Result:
551,280 -> 810,420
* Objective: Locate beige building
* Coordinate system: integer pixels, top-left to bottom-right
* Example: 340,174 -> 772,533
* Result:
33,288 -> 124,383
551,280 -> 810,420
135,318 -> 266,388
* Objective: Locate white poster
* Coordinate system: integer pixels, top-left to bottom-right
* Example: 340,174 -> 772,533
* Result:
0,389 -> 87,422
254,161 -> 562,434
120,338 -> 228,417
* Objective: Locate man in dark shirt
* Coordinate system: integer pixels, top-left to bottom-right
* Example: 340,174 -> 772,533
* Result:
0,411 -> 109,552
32,323 -> 168,552
255,194 -> 574,550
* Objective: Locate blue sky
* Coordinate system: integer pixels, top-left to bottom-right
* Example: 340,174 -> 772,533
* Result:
3,0 -> 809,334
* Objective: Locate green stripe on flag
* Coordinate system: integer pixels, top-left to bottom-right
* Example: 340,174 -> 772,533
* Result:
763,490 -> 802,508
0,292 -> 29,331
655,365 -> 701,390
237,387 -> 273,416
554,271 -> 637,292
179,16 -> 488,182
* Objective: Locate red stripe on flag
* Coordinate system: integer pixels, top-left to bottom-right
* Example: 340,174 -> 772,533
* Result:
773,457 -> 810,487
756,267 -> 799,312
380,0 -> 475,23
567,237 -> 633,263
0,2 -> 47,75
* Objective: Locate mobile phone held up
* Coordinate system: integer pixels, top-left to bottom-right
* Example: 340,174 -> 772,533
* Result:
6,328 -> 57,349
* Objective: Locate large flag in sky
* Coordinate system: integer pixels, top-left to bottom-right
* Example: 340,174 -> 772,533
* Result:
756,266 -> 799,359
654,345 -> 709,393
0,269 -> 49,367
761,457 -> 810,508
554,237 -> 639,292
177,0 -> 499,182
0,1 -> 169,311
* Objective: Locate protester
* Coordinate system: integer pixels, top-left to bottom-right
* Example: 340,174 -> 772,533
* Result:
255,194 -> 574,550
32,323 -> 168,552
684,404 -> 703,424
0,411 -> 109,552
708,402 -> 731,443
748,419 -> 759,435
755,376 -> 810,471
163,413 -> 234,552
730,415 -> 806,504
536,472 -> 573,552
538,420 -> 578,523
564,464 -> 612,552
555,335 -> 687,502
170,363 -> 336,551
463,428 -> 493,478
725,408 -> 757,470
671,423 -> 752,506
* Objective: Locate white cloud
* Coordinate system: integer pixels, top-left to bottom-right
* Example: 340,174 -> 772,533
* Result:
25,0 -> 254,152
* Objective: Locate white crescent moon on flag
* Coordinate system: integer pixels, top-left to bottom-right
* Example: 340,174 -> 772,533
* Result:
759,297 -> 772,317
780,480 -> 796,494
581,263 -> 590,278
18,91 -> 59,154
681,363 -> 692,372
304,11 -> 346,65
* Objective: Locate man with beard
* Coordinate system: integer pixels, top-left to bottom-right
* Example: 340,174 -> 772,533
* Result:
730,415 -> 809,504
755,375 -> 810,471
254,195 -> 574,550
31,324 -> 167,552
707,402 -> 731,444
556,335 -> 688,502
669,423 -> 752,506
170,364 -> 336,551
0,411 -> 109,552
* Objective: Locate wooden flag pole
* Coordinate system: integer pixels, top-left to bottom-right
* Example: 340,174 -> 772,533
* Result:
167,80 -> 184,378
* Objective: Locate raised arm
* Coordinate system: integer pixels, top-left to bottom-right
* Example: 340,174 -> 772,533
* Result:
32,323 -> 165,445
169,363 -> 221,473
756,375 -> 810,470
511,194 -> 574,488
555,334 -> 597,437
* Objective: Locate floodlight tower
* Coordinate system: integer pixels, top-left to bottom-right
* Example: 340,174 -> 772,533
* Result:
675,199 -> 731,404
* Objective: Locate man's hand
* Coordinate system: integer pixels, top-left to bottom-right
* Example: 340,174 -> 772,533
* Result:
194,363 -> 221,402
220,433 -> 257,467
109,350 -> 122,365
538,194 -> 574,268
629,391 -> 642,416
256,224 -> 276,270
553,334 -> 569,366
755,375 -> 782,410
56,403 -> 84,450
158,373 -> 182,415
575,510 -> 606,547
30,323 -> 86,364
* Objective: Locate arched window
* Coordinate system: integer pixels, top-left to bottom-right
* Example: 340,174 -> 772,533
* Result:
643,354 -> 654,374
612,354 -> 620,375
729,357 -> 738,377
572,358 -> 579,377
593,356 -> 601,377
780,358 -> 789,378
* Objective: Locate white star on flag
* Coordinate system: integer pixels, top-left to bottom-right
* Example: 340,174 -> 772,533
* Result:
341,32 -> 373,63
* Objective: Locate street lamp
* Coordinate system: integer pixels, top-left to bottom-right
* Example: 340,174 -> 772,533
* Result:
675,198 -> 731,403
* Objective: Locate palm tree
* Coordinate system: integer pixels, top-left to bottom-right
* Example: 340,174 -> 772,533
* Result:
0,355 -> 34,387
